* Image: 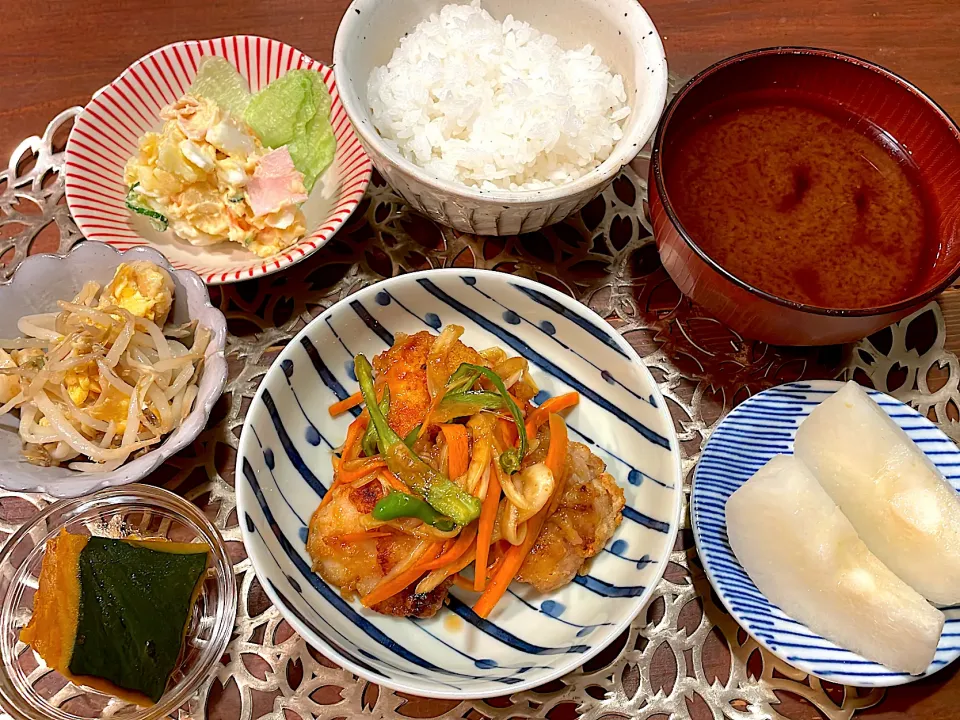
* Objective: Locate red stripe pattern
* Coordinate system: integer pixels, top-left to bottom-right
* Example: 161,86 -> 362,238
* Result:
65,36 -> 372,285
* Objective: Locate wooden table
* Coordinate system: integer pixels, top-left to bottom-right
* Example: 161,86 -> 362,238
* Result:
1,2 -> 960,719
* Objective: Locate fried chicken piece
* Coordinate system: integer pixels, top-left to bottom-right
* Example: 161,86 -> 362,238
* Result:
371,330 -> 485,438
516,436 -> 626,593
306,481 -> 449,617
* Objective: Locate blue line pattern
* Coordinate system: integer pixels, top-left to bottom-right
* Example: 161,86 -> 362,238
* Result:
235,270 -> 682,697
692,380 -> 960,687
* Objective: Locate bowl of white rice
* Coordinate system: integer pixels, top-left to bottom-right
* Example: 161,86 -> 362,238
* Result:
333,0 -> 667,235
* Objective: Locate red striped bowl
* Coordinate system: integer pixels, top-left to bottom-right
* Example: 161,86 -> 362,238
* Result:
64,36 -> 372,285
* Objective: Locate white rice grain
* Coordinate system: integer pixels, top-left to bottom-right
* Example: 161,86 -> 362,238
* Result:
367,1 -> 630,191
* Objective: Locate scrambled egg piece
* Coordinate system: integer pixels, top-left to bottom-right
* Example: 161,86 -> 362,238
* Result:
124,95 -> 308,257
101,262 -> 174,326
88,385 -> 131,432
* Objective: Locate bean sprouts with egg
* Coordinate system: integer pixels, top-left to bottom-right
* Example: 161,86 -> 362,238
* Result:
0,263 -> 210,471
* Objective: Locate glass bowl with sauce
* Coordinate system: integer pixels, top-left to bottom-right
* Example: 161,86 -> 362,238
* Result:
649,47 -> 960,346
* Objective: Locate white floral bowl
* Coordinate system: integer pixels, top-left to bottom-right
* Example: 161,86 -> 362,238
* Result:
333,0 -> 667,235
64,36 -> 372,285
0,243 -> 228,497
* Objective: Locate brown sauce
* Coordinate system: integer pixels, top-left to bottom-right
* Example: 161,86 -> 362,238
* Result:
664,90 -> 938,309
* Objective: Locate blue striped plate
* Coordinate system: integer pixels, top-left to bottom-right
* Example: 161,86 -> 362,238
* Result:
692,380 -> 960,687
235,269 -> 682,699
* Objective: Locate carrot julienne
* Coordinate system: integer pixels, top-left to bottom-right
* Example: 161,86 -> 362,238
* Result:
379,468 -> 411,493
419,524 -> 478,572
473,414 -> 568,618
361,542 -> 444,607
439,424 -> 470,478
524,392 -> 579,439
474,459 -> 502,591
335,458 -> 386,484
497,417 -> 518,448
341,413 -> 369,463
329,391 -> 364,416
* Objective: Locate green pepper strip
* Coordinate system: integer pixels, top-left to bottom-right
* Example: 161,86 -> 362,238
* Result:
372,491 -> 455,532
355,354 -> 481,526
455,363 -> 528,474
403,424 -> 421,449
361,386 -> 390,457
433,390 -> 504,424
125,183 -> 169,231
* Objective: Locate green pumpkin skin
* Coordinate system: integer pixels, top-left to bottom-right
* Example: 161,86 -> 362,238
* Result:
68,538 -> 209,703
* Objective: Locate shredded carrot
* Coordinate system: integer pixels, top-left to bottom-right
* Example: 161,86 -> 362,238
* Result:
524,392 -> 579,439
497,418 -> 518,448
439,424 -> 470,478
473,415 -> 568,618
419,525 -> 478,572
452,573 -> 475,591
361,543 -> 444,607
473,461 -> 502,591
329,391 -> 364,416
544,413 -> 569,479
341,413 -> 369,463
328,531 -> 392,544
336,458 -> 386,484
379,469 -> 411,494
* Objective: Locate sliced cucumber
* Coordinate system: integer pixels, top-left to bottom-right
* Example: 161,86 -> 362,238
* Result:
125,183 -> 168,232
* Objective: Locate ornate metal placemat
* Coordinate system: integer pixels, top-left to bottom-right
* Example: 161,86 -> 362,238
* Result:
2,102 -> 955,720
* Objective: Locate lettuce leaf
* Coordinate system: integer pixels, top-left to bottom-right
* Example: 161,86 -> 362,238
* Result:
189,57 -> 251,118
243,70 -> 336,191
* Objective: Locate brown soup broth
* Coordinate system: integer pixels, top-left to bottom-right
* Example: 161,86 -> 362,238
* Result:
663,89 -> 939,309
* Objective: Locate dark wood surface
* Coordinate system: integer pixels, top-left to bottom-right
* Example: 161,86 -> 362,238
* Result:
2,1 -> 960,718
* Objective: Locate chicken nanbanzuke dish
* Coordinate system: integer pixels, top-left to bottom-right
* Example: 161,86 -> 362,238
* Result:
307,326 -> 625,618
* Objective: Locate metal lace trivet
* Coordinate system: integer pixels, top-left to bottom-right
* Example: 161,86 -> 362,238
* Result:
2,99 -> 954,720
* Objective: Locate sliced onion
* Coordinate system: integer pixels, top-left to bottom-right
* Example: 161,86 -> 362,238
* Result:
416,544 -> 477,594
369,539 -> 435,598
499,500 -> 528,546
426,325 -> 463,399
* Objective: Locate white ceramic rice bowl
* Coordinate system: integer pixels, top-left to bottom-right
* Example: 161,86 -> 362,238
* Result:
333,0 -> 667,235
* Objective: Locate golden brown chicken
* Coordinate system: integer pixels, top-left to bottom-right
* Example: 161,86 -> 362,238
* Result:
306,482 -> 452,617
516,435 -> 626,592
372,330 -> 486,438
307,327 -> 627,618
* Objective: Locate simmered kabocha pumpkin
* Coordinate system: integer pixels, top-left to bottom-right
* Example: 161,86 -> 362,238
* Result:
21,530 -> 210,705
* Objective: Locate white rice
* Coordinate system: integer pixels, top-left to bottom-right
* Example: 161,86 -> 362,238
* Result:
367,1 -> 630,191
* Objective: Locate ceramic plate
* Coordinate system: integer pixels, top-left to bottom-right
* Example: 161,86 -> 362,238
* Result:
64,36 -> 371,285
0,242 -> 227,497
691,380 -> 960,687
235,269 -> 682,698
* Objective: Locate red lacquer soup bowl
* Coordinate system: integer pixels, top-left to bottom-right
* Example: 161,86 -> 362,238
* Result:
649,47 -> 960,346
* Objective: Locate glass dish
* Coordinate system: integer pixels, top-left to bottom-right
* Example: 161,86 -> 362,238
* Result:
0,485 -> 236,720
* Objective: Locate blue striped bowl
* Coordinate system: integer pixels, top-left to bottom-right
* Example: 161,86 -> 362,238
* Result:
692,380 -> 960,687
235,269 -> 682,698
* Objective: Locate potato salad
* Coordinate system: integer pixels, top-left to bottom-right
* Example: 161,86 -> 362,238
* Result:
123,59 -> 336,258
